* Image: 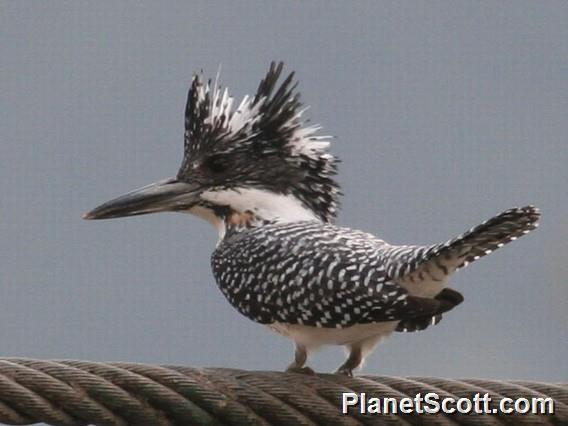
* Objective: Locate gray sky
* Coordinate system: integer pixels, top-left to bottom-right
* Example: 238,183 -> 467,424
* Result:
1,2 -> 566,381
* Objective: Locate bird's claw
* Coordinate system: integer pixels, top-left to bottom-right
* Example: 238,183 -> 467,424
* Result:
335,368 -> 354,377
286,366 -> 316,375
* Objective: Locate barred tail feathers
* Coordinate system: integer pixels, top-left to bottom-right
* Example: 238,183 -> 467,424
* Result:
392,206 -> 540,281
440,205 -> 540,270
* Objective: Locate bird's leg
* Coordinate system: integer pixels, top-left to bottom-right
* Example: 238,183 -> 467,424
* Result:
286,343 -> 315,375
335,345 -> 362,377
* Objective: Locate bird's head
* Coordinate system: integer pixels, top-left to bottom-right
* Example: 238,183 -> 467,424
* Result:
83,62 -> 341,234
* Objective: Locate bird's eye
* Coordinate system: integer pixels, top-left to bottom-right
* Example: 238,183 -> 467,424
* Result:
203,155 -> 228,174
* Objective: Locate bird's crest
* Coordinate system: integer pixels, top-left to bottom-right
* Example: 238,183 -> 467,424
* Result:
182,62 -> 332,160
179,62 -> 341,223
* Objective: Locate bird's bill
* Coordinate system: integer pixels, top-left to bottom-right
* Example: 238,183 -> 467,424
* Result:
82,178 -> 201,220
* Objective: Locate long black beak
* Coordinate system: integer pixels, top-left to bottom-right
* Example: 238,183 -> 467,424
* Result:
83,178 -> 201,220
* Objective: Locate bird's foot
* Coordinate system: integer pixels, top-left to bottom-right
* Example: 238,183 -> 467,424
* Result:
334,367 -> 354,377
286,366 -> 316,375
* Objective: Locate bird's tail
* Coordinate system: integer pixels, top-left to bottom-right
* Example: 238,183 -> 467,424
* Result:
392,206 -> 539,333
390,205 -> 541,280
438,205 -> 540,270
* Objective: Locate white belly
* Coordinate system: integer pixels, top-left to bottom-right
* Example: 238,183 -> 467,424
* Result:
269,321 -> 398,347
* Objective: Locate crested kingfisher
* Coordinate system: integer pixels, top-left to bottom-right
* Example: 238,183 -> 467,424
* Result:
84,62 -> 540,376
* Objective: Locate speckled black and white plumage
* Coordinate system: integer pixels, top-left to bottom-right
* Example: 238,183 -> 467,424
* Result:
211,206 -> 540,330
213,221 -> 407,327
209,203 -> 538,374
85,62 -> 541,376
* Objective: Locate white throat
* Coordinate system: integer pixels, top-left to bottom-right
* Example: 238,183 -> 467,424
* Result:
192,187 -> 319,240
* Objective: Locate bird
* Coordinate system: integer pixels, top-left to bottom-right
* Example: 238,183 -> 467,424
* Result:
83,62 -> 540,376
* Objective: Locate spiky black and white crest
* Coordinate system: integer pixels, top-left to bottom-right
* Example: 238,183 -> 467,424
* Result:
178,62 -> 341,223
182,62 -> 330,159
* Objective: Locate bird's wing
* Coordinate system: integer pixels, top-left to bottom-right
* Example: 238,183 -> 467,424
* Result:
212,221 -> 455,328
384,206 -> 540,282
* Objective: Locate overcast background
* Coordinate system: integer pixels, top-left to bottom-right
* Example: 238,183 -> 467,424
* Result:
1,2 -> 566,382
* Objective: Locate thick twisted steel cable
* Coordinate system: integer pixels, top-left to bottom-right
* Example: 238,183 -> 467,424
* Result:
0,358 -> 565,425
